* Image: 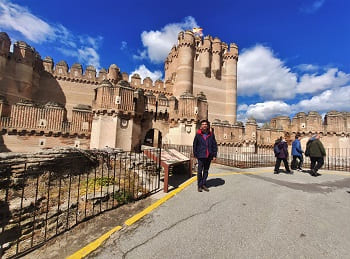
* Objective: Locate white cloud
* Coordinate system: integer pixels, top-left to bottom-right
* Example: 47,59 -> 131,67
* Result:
120,41 -> 127,50
295,63 -> 320,72
133,50 -> 147,60
245,101 -> 292,122
130,65 -> 162,82
138,16 -> 198,63
0,0 -> 103,68
0,0 -> 55,43
237,104 -> 248,112
296,68 -> 350,94
300,0 -> 326,13
293,85 -> 350,112
238,45 -> 298,100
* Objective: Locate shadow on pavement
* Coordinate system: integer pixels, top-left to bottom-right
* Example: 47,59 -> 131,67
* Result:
206,178 -> 225,188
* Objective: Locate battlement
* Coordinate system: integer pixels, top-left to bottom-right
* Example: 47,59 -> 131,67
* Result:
165,31 -> 239,83
268,110 -> 350,135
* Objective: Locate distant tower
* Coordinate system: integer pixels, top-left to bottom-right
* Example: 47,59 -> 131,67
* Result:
223,43 -> 238,124
0,32 -> 11,76
173,30 -> 195,97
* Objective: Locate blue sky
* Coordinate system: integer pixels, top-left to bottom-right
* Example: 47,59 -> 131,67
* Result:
1,0 -> 350,123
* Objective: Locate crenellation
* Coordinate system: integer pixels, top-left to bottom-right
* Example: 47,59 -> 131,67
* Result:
107,64 -> 120,82
43,56 -> 54,73
13,41 -> 35,65
70,63 -> 83,78
55,60 -> 69,76
130,73 -> 142,88
98,68 -> 108,81
85,65 -> 96,80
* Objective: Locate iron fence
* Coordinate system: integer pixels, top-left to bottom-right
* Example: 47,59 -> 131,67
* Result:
0,148 -> 161,258
164,144 -> 350,172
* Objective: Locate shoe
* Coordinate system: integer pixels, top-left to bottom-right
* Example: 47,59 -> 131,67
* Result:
310,169 -> 316,176
198,187 -> 203,192
287,171 -> 293,174
202,185 -> 209,192
274,171 -> 278,174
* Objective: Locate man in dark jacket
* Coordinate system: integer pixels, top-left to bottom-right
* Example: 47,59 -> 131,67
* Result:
305,134 -> 326,176
193,120 -> 217,192
291,134 -> 303,171
273,137 -> 292,174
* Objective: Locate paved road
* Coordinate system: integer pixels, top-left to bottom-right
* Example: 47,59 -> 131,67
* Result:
91,165 -> 350,259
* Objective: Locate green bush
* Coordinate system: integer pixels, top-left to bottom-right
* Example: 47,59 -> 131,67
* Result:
113,190 -> 134,204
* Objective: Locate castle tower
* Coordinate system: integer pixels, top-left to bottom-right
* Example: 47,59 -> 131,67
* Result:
222,43 -> 238,124
107,64 -> 120,82
173,30 -> 195,98
211,37 -> 222,79
0,32 -> 11,76
199,36 -> 212,76
42,56 -> 54,73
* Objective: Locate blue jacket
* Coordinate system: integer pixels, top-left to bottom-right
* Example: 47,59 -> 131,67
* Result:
193,129 -> 218,159
292,139 -> 303,156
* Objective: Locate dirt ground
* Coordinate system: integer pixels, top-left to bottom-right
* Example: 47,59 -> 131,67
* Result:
22,196 -> 155,259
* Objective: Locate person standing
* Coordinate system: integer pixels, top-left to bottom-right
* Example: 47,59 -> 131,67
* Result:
291,134 -> 304,171
273,137 -> 292,174
193,120 -> 217,192
305,134 -> 326,176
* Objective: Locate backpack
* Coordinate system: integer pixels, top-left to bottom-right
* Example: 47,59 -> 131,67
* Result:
273,144 -> 280,156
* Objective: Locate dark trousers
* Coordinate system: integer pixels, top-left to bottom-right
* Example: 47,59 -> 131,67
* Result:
197,158 -> 211,187
274,158 -> 290,172
292,155 -> 303,169
310,157 -> 324,172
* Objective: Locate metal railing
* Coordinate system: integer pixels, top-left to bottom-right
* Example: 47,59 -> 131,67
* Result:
0,148 -> 161,258
164,144 -> 350,172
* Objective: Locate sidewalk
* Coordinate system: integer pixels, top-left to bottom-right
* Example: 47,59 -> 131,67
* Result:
26,164 -> 350,258
89,164 -> 350,259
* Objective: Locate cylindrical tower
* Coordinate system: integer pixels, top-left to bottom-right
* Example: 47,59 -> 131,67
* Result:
173,30 -> 195,98
211,37 -> 222,79
223,43 -> 238,124
200,36 -> 211,76
0,32 -> 11,76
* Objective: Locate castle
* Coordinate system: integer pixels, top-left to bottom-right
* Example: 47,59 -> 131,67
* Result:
0,30 -> 349,152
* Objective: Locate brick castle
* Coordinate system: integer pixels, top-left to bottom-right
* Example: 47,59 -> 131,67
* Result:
0,31 -> 349,152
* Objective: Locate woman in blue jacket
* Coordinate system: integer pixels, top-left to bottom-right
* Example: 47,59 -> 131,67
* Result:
291,134 -> 303,171
193,120 -> 217,192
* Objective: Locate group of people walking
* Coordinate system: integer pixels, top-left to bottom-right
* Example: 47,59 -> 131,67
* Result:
192,119 -> 327,194
273,133 -> 326,176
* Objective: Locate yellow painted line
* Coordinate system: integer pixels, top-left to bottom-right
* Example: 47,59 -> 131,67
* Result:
125,176 -> 197,226
66,225 -> 122,259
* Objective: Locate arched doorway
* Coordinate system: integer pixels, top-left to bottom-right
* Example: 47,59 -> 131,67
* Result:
143,128 -> 162,148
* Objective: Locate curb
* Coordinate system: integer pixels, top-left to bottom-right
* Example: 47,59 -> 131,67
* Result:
66,176 -> 197,259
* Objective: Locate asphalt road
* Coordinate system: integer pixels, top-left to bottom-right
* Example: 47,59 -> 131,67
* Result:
91,165 -> 350,259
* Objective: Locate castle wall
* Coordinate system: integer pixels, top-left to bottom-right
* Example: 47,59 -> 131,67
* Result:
1,134 -> 89,152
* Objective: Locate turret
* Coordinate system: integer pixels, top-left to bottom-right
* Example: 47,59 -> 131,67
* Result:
0,32 -> 11,75
130,73 -> 141,87
211,37 -> 222,79
107,64 -> 120,82
71,63 -> 83,78
98,68 -> 107,81
85,65 -> 96,80
55,60 -> 69,76
13,41 -> 35,65
199,36 -> 212,76
143,77 -> 153,88
43,56 -> 54,73
222,43 -> 238,124
173,30 -> 195,98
